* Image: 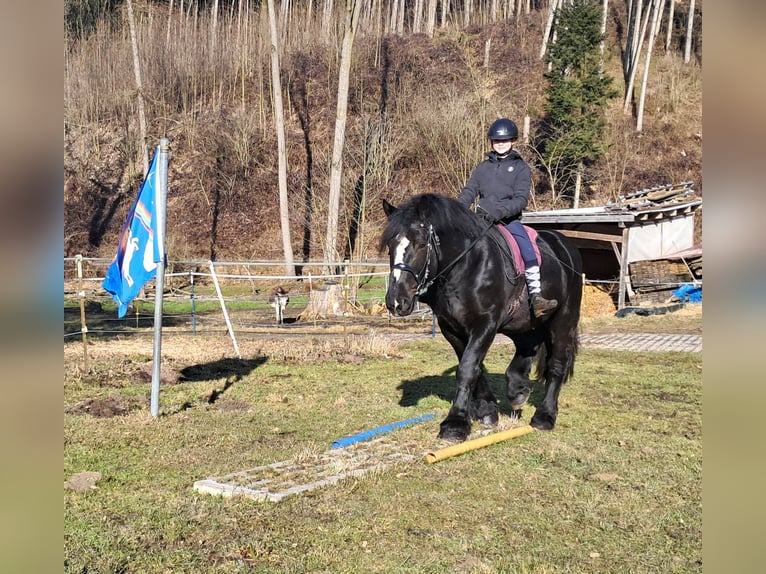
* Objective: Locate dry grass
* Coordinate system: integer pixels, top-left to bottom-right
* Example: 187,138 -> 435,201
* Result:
65,331 -> 701,573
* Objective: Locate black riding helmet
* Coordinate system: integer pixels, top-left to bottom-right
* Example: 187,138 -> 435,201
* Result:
487,118 -> 518,141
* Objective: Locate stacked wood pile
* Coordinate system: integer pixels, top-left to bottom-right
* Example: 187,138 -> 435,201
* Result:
604,181 -> 699,213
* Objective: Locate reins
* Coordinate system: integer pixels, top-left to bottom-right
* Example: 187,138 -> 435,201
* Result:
412,219 -> 495,295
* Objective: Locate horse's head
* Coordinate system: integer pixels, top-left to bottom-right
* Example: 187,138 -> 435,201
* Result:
380,199 -> 439,317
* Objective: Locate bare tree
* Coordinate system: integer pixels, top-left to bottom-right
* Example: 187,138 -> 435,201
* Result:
623,0 -> 652,113
683,0 -> 695,63
664,0 -> 675,53
209,0 -> 219,54
426,0 -> 438,36
600,0 -> 608,66
464,0 -> 472,28
125,0 -> 149,175
267,0 -> 295,275
322,0 -> 335,41
539,0 -> 560,60
637,0 -> 664,132
324,0 -> 363,271
413,0 -> 424,33
165,0 -> 174,50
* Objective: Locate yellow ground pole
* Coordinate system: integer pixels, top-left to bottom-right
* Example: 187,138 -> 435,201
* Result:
425,425 -> 534,464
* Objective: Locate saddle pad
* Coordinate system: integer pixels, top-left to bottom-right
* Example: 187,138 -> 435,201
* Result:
497,225 -> 541,271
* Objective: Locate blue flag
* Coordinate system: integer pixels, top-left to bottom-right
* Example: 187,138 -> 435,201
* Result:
102,150 -> 164,317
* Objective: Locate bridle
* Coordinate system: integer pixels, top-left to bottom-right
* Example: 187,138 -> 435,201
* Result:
391,224 -> 440,296
391,218 -> 495,296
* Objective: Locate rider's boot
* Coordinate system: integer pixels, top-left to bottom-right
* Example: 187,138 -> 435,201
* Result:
525,265 -> 558,319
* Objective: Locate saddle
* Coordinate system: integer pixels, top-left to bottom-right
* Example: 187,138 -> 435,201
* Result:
496,224 -> 541,272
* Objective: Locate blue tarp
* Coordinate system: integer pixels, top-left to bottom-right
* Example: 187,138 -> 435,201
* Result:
673,283 -> 702,303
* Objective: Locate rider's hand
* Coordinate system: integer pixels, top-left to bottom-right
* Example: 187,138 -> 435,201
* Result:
476,207 -> 497,224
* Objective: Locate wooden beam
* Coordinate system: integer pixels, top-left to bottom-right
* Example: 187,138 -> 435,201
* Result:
556,229 -> 623,243
617,227 -> 632,309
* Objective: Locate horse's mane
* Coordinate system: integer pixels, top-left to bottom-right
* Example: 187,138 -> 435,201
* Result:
380,193 -> 483,250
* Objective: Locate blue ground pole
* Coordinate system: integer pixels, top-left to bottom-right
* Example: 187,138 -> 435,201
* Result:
331,413 -> 435,449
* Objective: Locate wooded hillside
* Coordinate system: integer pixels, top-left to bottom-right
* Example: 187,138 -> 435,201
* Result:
64,0 -> 702,263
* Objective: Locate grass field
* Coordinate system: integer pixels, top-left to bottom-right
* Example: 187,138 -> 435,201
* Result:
64,308 -> 702,573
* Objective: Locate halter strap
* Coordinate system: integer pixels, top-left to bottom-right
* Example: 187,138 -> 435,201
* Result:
393,225 -> 439,296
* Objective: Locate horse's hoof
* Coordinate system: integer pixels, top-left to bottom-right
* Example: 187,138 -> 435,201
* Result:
508,392 -> 530,410
479,411 -> 499,427
530,412 -> 556,431
438,422 -> 470,443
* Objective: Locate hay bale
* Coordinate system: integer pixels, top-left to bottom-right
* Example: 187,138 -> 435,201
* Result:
581,284 -> 616,318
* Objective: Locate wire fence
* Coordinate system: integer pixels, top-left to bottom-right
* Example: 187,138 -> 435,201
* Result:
64,255 -> 700,343
64,256 -> 436,341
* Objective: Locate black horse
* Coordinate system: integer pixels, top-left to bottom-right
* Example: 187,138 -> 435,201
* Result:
381,193 -> 582,442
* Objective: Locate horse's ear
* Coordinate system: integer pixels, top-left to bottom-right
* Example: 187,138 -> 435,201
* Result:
382,199 -> 397,218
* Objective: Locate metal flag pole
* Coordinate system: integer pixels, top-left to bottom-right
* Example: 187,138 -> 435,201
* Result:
150,139 -> 170,417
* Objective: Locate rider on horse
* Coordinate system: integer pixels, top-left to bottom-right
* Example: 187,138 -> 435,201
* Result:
458,117 -> 558,319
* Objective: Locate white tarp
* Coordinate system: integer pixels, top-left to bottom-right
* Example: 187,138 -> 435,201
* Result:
626,215 -> 694,263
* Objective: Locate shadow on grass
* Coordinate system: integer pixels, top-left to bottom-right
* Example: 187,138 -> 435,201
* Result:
180,357 -> 268,384
396,365 -> 546,418
64,304 -> 192,338
396,367 -> 456,407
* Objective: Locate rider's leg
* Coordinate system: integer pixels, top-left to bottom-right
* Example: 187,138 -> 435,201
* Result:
506,221 -> 558,319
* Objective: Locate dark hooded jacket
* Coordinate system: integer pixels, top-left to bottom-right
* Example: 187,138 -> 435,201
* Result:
457,149 -> 532,224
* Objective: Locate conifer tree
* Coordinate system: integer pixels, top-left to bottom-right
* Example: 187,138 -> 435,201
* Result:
536,0 -> 617,205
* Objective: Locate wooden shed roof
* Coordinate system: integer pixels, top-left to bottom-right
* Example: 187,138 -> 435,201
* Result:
522,181 -> 701,226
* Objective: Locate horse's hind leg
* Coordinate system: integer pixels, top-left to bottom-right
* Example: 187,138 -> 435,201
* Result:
505,341 -> 538,416
530,355 -> 567,430
530,333 -> 577,431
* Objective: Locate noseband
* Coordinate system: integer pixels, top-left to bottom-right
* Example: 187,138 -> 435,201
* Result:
392,224 -> 440,296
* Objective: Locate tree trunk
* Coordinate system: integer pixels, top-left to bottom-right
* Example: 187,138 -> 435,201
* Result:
324,0 -> 363,273
125,0 -> 149,175
623,0 -> 652,114
322,0 -> 334,42
413,0 -> 424,33
426,0 -> 438,37
464,0 -> 472,28
636,0 -> 663,132
573,161 -> 583,209
300,281 -> 348,319
539,0 -> 559,60
267,0 -> 296,275
165,0 -> 174,50
683,0 -> 695,63
600,0 -> 608,69
209,0 -> 219,54
664,0 -> 675,53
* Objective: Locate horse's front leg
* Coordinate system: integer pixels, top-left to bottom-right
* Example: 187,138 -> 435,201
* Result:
441,328 -> 498,432
439,329 -> 496,442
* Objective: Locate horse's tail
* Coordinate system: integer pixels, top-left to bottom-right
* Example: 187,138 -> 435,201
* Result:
535,229 -> 583,385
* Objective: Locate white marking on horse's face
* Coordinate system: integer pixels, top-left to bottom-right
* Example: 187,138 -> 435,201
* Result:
392,235 -> 410,281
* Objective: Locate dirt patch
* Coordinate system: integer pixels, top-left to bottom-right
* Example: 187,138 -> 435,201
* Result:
136,362 -> 181,385
66,395 -> 148,417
